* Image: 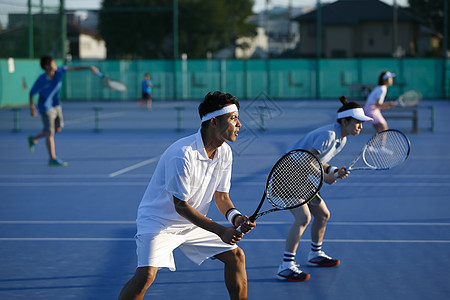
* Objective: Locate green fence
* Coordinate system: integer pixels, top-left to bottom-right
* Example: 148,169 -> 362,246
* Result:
0,58 -> 448,108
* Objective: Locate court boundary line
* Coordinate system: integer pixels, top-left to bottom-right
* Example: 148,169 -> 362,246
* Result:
2,182 -> 450,187
0,220 -> 449,226
0,237 -> 449,243
108,155 -> 161,178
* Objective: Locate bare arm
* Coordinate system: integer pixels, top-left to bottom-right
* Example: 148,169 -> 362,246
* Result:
214,191 -> 255,234
310,148 -> 349,185
65,66 -> 99,74
29,93 -> 37,116
173,196 -> 243,245
375,98 -> 394,109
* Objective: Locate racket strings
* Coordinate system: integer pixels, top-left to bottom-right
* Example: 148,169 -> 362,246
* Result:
401,90 -> 421,106
108,81 -> 127,92
364,131 -> 409,169
267,152 -> 322,209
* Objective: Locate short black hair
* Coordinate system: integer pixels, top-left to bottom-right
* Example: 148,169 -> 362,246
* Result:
40,56 -> 53,70
198,91 -> 240,122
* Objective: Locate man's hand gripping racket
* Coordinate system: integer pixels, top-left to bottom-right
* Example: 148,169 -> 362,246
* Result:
237,149 -> 324,232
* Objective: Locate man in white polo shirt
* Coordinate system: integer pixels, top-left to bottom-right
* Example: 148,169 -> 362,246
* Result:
118,91 -> 255,300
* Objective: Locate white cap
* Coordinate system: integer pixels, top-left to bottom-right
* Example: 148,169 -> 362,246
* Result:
337,108 -> 373,122
382,71 -> 396,80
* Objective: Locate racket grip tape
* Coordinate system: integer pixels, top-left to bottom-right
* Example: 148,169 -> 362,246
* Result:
236,215 -> 256,233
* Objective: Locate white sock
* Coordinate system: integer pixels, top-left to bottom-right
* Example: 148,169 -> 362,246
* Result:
282,251 -> 296,267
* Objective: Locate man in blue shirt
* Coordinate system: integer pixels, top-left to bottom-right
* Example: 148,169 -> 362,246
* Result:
28,56 -> 98,166
139,73 -> 153,110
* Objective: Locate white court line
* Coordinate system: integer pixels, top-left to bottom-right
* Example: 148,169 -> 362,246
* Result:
108,156 -> 161,178
64,112 -> 124,126
0,221 -> 449,226
1,174 -> 449,180
0,182 -> 148,186
1,181 -> 450,187
233,182 -> 450,187
0,237 -> 449,243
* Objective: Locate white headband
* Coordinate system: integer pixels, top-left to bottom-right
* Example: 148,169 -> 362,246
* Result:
337,108 -> 373,122
201,104 -> 238,122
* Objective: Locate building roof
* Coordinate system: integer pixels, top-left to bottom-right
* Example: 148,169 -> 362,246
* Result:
295,0 -> 420,25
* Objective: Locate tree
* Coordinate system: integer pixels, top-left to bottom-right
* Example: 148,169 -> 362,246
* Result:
407,0 -> 449,53
98,0 -> 256,59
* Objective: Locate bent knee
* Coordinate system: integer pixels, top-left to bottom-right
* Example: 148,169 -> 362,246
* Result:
293,214 -> 311,227
219,247 -> 246,266
316,210 -> 331,222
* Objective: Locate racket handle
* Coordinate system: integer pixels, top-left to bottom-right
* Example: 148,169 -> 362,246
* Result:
235,215 -> 256,233
95,72 -> 104,78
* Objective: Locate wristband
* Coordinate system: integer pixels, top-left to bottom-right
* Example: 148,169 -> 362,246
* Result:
328,166 -> 338,174
226,208 -> 242,226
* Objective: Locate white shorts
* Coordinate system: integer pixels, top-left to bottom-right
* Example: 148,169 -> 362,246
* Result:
364,105 -> 387,127
136,226 -> 237,271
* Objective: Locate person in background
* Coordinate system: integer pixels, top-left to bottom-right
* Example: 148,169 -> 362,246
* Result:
363,71 -> 396,133
139,73 -> 154,110
28,56 -> 98,166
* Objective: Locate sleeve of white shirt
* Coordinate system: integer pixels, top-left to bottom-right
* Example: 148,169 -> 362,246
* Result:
216,154 -> 232,193
311,131 -> 334,157
165,155 -> 191,201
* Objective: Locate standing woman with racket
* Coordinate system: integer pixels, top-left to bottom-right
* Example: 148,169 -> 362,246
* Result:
277,96 -> 373,282
363,71 -> 396,133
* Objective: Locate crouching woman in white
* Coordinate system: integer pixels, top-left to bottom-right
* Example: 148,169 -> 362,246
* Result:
276,96 -> 373,282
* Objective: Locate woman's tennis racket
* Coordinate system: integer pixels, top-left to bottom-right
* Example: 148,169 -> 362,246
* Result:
237,149 -> 323,232
394,90 -> 422,107
347,129 -> 410,171
96,72 -> 127,92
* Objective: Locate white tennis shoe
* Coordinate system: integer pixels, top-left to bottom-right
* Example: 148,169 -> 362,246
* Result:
276,262 -> 310,282
308,250 -> 340,267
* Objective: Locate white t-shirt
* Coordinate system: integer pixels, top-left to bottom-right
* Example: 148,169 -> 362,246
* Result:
288,123 -> 346,165
365,85 -> 387,107
136,129 -> 233,234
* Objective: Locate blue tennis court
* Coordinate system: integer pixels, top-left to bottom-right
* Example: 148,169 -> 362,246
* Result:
1,98 -> 449,299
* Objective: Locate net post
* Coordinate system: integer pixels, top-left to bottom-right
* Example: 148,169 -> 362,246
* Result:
175,106 -> 184,131
258,106 -> 267,131
430,105 -> 435,132
12,108 -> 21,133
93,107 -> 102,132
412,107 -> 418,133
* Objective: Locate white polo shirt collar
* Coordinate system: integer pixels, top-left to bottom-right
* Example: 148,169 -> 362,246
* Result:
195,128 -> 221,162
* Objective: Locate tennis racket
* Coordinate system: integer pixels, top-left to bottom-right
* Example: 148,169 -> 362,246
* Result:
347,129 -> 410,171
394,90 -> 422,107
237,149 -> 323,232
96,72 -> 127,92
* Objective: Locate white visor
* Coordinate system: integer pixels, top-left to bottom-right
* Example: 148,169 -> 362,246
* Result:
382,71 -> 396,80
337,108 -> 373,122
201,104 -> 238,122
